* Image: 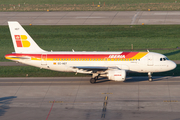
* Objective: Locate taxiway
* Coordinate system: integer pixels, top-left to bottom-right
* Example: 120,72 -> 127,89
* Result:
0,77 -> 180,120
1,11 -> 180,25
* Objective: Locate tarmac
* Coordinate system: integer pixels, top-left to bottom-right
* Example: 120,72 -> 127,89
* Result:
1,11 -> 180,25
0,76 -> 180,120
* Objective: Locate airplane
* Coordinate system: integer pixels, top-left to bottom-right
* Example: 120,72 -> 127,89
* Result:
5,21 -> 176,84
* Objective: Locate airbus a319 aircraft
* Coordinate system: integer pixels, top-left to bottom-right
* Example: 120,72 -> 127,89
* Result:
5,21 -> 176,83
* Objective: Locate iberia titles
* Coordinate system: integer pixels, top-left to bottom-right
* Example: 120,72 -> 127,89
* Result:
108,55 -> 125,58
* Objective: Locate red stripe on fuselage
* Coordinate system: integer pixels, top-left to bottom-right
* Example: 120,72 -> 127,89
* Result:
5,52 -> 140,59
125,52 -> 139,58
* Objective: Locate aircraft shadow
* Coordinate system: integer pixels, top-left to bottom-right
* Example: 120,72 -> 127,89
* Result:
95,76 -> 166,83
95,77 -> 111,83
0,96 -> 17,116
124,76 -> 166,83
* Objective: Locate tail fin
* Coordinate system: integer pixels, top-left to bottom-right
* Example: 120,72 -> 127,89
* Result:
8,21 -> 46,53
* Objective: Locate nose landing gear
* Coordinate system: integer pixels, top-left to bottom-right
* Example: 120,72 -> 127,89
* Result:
148,72 -> 153,82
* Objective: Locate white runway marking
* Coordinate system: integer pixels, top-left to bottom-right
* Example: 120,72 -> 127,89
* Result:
131,12 -> 140,25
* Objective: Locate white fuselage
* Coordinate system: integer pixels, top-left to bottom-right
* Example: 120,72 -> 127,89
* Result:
8,51 -> 176,74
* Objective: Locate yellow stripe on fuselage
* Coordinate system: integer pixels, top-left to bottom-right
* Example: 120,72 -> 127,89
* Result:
131,52 -> 148,59
31,57 -> 41,61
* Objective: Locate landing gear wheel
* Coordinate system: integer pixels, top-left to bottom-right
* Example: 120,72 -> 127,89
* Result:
149,78 -> 153,82
148,72 -> 153,82
90,78 -> 96,84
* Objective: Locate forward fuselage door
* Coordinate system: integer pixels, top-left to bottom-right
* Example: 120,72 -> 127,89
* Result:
41,54 -> 47,65
147,55 -> 153,66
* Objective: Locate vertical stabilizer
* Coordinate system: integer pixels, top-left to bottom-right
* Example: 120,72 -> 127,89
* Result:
8,21 -> 46,53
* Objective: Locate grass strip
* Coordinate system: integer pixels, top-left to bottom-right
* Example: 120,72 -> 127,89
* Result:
0,65 -> 179,77
0,66 -> 89,77
0,0 -> 179,11
0,0 -> 176,5
1,25 -> 180,61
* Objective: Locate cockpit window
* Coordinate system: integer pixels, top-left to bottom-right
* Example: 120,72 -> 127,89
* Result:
160,57 -> 169,61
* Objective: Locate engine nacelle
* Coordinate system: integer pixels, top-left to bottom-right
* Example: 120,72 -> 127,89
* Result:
107,70 -> 126,81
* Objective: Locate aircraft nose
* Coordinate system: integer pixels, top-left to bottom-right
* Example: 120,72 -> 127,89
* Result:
170,61 -> 176,70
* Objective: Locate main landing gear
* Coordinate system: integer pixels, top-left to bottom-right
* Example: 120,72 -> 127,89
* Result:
90,75 -> 99,84
148,72 -> 153,82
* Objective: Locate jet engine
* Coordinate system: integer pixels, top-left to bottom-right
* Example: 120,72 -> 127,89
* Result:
107,70 -> 126,81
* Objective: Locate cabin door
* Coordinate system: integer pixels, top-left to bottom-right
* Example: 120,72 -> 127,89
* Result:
147,55 -> 153,66
41,54 -> 47,65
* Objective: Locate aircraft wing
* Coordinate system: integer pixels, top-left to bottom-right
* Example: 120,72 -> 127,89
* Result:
73,66 -> 119,71
73,66 -> 108,71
